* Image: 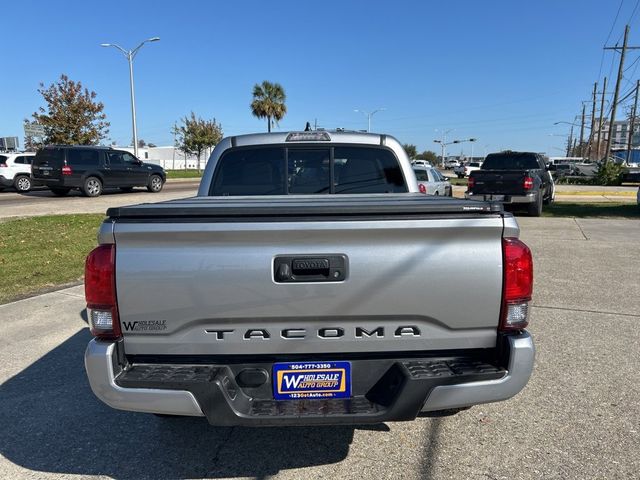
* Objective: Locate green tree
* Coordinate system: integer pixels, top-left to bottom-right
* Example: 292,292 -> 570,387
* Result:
415,150 -> 438,163
173,112 -> 223,172
251,81 -> 287,132
403,144 -> 417,159
32,74 -> 109,145
595,160 -> 624,185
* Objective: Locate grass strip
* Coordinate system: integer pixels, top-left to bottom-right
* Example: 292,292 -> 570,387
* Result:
165,170 -> 203,179
541,202 -> 640,219
0,214 -> 104,304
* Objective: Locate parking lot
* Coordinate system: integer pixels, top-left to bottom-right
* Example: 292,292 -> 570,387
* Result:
0,180 -> 200,219
1,215 -> 638,479
1,180 -> 637,221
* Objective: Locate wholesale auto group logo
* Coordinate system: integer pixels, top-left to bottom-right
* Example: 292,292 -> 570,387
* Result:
122,320 -> 167,332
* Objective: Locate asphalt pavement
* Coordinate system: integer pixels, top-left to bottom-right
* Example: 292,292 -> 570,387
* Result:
0,180 -> 200,219
0,218 -> 639,479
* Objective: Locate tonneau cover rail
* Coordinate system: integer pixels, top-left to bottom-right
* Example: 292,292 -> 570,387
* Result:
107,194 -> 502,219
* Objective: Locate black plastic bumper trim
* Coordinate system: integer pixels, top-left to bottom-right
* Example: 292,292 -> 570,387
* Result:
115,356 -> 505,426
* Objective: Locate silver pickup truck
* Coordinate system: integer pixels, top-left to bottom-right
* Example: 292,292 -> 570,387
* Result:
84,131 -> 534,426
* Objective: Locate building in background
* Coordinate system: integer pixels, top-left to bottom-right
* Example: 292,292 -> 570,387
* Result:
592,118 -> 640,149
115,145 -> 214,170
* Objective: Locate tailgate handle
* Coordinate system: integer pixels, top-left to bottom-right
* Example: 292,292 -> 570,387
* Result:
291,258 -> 330,277
274,255 -> 347,283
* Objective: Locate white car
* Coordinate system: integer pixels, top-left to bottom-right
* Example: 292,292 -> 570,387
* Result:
444,159 -> 460,169
454,161 -> 482,178
0,152 -> 36,192
413,166 -> 452,196
411,160 -> 432,168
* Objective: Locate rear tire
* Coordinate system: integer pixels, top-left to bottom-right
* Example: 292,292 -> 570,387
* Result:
14,175 -> 32,193
82,177 -> 103,197
147,174 -> 163,193
49,187 -> 71,196
527,192 -> 543,217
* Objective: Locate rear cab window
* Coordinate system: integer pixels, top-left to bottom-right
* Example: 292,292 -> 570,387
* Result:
210,145 -> 407,196
482,154 -> 539,170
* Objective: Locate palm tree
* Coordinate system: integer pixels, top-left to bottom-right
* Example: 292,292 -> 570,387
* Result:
251,81 -> 287,132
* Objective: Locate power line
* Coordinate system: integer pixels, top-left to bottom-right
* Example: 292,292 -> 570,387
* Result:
628,0 -> 640,24
599,0 -> 626,81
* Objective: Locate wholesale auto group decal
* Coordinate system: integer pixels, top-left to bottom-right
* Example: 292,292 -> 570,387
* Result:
122,320 -> 167,332
273,362 -> 351,400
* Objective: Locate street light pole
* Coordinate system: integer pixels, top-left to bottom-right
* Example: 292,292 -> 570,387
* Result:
127,54 -> 138,156
434,137 -> 476,168
354,108 -> 386,132
434,129 -> 454,168
101,37 -> 160,157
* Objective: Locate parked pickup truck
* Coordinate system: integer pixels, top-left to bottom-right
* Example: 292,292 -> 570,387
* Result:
84,131 -> 535,426
466,151 -> 555,217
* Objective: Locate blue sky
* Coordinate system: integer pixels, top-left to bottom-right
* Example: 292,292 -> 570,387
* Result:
2,0 -> 639,156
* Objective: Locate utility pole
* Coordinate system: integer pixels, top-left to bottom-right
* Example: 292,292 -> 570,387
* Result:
626,80 -> 640,164
566,125 -> 574,157
603,25 -> 640,163
579,103 -> 586,157
596,77 -> 608,159
588,82 -> 597,159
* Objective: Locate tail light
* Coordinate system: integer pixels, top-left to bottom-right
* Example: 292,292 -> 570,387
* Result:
419,183 -> 427,194
467,176 -> 475,189
523,176 -> 534,190
500,238 -> 533,331
62,164 -> 72,175
85,244 -> 120,339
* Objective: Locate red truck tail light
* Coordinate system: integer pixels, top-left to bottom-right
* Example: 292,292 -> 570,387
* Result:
85,244 -> 120,339
500,237 -> 533,331
523,176 -> 534,190
62,164 -> 72,175
419,183 -> 427,194
467,176 -> 475,189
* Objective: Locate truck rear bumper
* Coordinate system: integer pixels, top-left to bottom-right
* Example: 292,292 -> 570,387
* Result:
84,340 -> 204,417
465,192 -> 537,204
84,332 -> 534,425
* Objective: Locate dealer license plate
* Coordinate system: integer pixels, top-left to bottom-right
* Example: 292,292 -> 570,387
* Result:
273,361 -> 351,400
485,194 -> 504,201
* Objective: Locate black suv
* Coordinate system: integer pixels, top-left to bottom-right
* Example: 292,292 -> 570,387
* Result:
31,145 -> 166,197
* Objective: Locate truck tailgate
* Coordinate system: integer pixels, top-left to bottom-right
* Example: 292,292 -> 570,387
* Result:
108,195 -> 507,355
471,170 -> 528,195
